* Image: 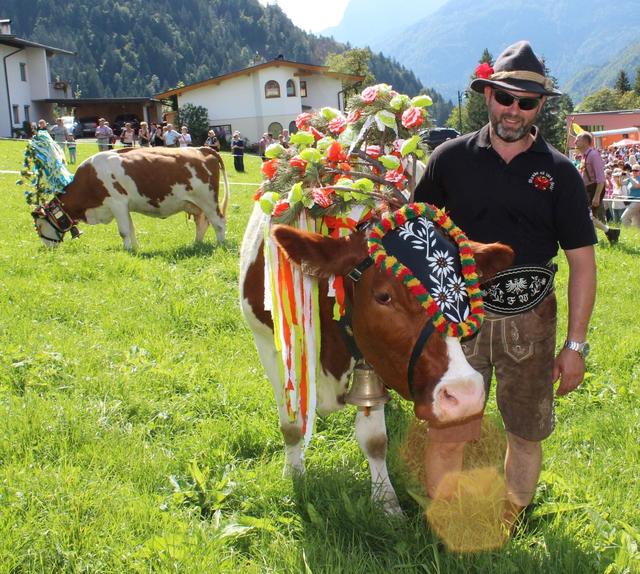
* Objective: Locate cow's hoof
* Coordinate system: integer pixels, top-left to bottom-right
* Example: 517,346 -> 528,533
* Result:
374,491 -> 404,517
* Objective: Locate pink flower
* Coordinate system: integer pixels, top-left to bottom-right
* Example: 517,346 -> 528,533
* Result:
272,200 -> 290,217
310,127 -> 324,141
384,169 -> 407,189
392,139 -> 404,154
401,106 -> 424,129
366,145 -> 381,159
361,86 -> 379,103
346,110 -> 362,124
312,187 -> 334,208
475,62 -> 494,79
295,112 -> 313,130
328,115 -> 347,135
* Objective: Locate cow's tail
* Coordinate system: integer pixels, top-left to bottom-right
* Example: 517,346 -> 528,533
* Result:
219,156 -> 230,218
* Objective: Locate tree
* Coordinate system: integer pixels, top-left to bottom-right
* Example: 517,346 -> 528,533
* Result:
456,48 -> 494,134
634,66 -> 640,96
614,70 -> 631,93
535,64 -> 573,151
325,48 -> 374,97
176,103 -> 209,146
576,88 -> 622,112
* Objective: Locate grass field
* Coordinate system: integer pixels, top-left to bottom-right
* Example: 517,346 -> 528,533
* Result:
0,139 -> 639,573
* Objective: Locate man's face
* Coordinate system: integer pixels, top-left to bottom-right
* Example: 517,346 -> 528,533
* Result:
484,86 -> 545,143
575,135 -> 589,153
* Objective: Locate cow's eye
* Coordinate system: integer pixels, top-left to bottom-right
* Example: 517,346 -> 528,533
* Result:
374,292 -> 392,305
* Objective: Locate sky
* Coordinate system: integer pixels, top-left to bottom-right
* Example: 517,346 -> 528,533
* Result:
258,0 -> 349,32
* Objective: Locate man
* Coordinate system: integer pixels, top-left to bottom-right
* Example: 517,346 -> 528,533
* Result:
231,130 -> 245,172
95,118 -> 112,152
163,123 -> 180,148
575,132 -> 620,243
50,118 -> 69,157
414,41 -> 597,530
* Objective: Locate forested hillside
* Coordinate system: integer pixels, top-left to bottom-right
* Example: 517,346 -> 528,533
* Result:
4,0 -> 424,98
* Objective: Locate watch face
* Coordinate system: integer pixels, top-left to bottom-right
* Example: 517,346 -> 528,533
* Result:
581,342 -> 590,358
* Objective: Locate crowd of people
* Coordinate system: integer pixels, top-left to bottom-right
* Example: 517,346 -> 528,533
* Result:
575,138 -> 640,228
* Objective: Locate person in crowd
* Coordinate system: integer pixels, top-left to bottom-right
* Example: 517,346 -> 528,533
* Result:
280,128 -> 290,148
50,117 -> 69,158
66,133 -> 77,164
95,118 -> 112,152
414,41 -> 597,532
120,122 -> 135,147
604,168 -> 613,221
231,130 -> 245,172
163,123 -> 180,147
609,168 -> 627,223
138,121 -> 150,147
258,132 -> 270,160
575,132 -> 620,244
178,125 -> 192,147
151,125 -> 164,147
621,164 -> 640,227
36,119 -> 48,132
204,129 -> 220,151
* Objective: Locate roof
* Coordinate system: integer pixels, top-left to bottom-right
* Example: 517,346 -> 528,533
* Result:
154,58 -> 365,99
0,34 -> 74,55
570,109 -> 640,117
38,97 -> 162,104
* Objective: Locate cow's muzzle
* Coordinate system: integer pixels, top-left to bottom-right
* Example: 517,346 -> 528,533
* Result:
32,199 -> 82,243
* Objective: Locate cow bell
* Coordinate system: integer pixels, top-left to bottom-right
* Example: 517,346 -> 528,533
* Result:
344,360 -> 391,408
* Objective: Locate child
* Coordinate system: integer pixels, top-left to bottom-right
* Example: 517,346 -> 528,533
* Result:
66,134 -> 77,164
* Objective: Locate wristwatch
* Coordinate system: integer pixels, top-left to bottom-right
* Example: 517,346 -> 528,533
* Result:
564,340 -> 590,359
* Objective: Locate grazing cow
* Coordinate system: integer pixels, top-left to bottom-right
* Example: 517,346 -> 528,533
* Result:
32,147 -> 229,249
240,204 -> 513,514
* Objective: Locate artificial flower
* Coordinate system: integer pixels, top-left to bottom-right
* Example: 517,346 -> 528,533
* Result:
272,199 -> 290,217
328,116 -> 347,135
312,187 -> 334,208
326,141 -> 345,163
366,145 -> 381,159
289,156 -> 308,171
361,86 -> 379,103
401,106 -> 424,129
346,110 -> 362,123
261,158 -> 279,180
295,112 -> 314,130
475,62 -> 494,79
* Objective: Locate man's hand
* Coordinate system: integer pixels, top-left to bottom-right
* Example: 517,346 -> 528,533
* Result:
552,347 -> 586,396
592,196 -> 600,208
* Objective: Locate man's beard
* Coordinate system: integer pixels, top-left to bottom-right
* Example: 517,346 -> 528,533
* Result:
490,110 -> 536,143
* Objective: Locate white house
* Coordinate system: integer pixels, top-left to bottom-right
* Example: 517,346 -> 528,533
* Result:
0,19 -> 73,138
155,58 -> 364,144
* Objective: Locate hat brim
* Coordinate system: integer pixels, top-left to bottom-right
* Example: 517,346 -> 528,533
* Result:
470,77 -> 562,97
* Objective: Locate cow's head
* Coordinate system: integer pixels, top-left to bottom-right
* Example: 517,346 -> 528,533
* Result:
31,200 -> 81,248
271,222 -> 513,426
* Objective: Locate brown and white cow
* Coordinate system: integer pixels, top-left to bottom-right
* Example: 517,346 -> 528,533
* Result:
240,204 -> 513,514
32,147 -> 229,249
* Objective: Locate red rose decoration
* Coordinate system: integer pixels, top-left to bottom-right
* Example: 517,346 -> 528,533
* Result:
311,187 -> 334,208
272,200 -> 290,217
401,106 -> 424,129
328,116 -> 347,135
361,86 -> 379,103
310,126 -> 324,141
532,175 -> 551,191
475,62 -> 494,79
366,145 -> 381,159
295,112 -> 313,130
384,169 -> 407,189
326,141 -> 345,163
261,158 -> 279,180
346,110 -> 362,124
289,156 -> 308,171
253,185 -> 265,201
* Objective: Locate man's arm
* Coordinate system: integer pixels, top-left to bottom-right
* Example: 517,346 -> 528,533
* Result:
591,182 -> 605,207
553,245 -> 596,395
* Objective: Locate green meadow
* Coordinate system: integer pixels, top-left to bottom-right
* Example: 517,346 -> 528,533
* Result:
0,139 -> 638,573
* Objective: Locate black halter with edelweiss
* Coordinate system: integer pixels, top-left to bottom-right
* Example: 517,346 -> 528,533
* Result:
31,197 -> 82,243
345,203 -> 485,398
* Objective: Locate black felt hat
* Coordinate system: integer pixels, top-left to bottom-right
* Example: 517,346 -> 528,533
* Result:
470,41 -> 562,97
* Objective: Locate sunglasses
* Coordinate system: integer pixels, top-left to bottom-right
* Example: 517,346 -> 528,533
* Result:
493,89 -> 542,111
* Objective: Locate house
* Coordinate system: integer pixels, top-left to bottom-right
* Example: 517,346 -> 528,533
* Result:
0,18 -> 73,138
154,58 -> 365,145
566,109 -> 640,150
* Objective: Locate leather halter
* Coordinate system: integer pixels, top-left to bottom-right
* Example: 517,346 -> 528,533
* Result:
32,198 -> 81,243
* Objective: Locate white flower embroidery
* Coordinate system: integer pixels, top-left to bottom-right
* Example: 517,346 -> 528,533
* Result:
431,285 -> 454,310
397,219 -> 436,250
428,249 -> 454,278
448,275 -> 467,302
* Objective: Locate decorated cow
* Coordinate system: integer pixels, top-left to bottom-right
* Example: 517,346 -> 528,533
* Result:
19,134 -> 229,250
240,85 -> 513,514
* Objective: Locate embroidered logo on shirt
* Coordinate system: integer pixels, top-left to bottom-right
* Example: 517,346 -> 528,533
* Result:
529,171 -> 555,192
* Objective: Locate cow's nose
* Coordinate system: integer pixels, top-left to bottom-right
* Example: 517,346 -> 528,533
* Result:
434,372 -> 485,423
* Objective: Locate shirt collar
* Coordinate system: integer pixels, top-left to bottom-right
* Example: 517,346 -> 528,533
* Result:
474,123 -> 552,155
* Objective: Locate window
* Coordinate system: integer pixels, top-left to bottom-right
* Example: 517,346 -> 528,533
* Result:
300,81 -> 307,98
24,105 -> 30,123
12,105 -> 19,124
288,120 -> 297,134
265,80 -> 281,98
268,122 -> 283,137
19,63 -> 26,82
286,79 -> 296,97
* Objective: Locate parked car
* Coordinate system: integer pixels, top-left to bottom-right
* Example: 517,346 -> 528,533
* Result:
420,127 -> 460,150
112,114 -> 141,136
60,115 -> 82,138
78,116 -> 99,137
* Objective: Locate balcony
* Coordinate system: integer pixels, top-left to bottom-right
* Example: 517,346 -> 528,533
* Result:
49,81 -> 70,99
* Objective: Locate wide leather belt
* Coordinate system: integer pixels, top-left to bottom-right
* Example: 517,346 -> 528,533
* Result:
480,263 -> 556,315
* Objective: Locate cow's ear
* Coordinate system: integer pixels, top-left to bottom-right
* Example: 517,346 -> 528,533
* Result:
271,225 -> 367,278
469,241 -> 514,281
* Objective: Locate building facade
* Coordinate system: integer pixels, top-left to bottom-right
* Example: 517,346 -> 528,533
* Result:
567,109 -> 640,149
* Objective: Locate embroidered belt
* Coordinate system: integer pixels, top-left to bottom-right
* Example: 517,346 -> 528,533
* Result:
480,263 -> 556,315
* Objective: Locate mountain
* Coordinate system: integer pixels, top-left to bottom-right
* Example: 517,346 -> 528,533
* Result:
324,0 -> 640,102
322,0 -> 449,47
3,0 -> 424,98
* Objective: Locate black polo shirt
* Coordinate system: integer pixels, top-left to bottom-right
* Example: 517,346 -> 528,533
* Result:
414,124 -> 597,265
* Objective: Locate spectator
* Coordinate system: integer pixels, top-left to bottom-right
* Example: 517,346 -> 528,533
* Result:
36,118 -> 48,132
95,118 -> 112,152
163,123 -> 180,148
621,164 -> 640,227
66,133 -> 77,164
258,132 -> 270,160
281,128 -> 290,148
138,121 -> 150,147
610,168 -> 627,223
178,126 -> 192,147
204,129 -> 220,151
120,122 -> 135,147
231,130 -> 245,172
50,117 -> 69,157
151,125 -> 164,147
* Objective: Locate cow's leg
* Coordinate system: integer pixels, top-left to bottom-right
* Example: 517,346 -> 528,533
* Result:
200,205 -> 225,243
112,207 -> 138,250
193,212 -> 209,242
355,406 -> 403,515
